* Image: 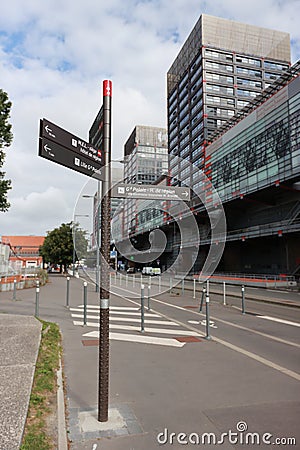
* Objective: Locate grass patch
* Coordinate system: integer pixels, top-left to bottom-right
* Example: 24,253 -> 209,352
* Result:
20,320 -> 62,450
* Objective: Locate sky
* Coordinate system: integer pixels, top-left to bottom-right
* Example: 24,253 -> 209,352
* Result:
1,0 -> 300,237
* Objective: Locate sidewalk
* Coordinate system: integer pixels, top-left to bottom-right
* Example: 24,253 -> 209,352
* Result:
0,314 -> 42,450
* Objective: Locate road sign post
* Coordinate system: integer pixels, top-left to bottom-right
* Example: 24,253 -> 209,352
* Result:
98,80 -> 112,423
66,277 -> 70,308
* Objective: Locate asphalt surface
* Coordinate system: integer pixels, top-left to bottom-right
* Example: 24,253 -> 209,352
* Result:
0,274 -> 299,449
0,314 -> 41,450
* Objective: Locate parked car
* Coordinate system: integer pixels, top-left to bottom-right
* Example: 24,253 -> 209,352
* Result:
47,264 -> 60,273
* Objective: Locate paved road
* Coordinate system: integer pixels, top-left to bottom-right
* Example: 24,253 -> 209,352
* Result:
0,275 -> 299,449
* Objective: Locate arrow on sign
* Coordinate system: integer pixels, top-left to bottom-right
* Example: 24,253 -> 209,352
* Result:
44,144 -> 55,157
45,125 -> 52,133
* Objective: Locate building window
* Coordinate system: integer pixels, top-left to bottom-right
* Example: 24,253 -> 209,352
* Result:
205,49 -> 233,62
206,84 -> 234,95
265,72 -> 280,80
206,61 -> 233,72
237,89 -> 258,98
236,67 -> 262,77
236,55 -> 261,66
237,78 -> 262,88
191,67 -> 202,84
206,72 -> 234,84
264,61 -> 289,71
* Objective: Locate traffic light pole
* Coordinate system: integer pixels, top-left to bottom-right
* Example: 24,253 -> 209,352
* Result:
98,80 -> 112,422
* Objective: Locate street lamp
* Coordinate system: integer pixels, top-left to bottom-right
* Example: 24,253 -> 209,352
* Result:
73,214 -> 89,276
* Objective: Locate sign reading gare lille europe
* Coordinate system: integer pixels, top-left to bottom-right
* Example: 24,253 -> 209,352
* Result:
38,118 -> 104,180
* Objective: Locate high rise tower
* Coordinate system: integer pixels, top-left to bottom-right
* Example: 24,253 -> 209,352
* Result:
167,14 -> 291,187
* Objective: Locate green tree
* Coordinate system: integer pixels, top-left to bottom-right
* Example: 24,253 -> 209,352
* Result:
0,89 -> 13,211
40,222 -> 88,272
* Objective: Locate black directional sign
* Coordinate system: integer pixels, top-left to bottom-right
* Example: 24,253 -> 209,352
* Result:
38,137 -> 103,180
111,183 -> 190,200
40,118 -> 103,166
38,118 -> 104,179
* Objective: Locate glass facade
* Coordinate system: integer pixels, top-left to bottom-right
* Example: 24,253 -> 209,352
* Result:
209,78 -> 300,202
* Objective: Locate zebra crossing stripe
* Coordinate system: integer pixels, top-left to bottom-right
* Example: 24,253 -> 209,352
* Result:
70,307 -> 160,317
82,330 -> 185,347
71,313 -> 179,326
73,320 -> 199,335
76,305 -> 139,310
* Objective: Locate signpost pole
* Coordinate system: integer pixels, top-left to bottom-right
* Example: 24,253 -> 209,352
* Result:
95,181 -> 100,293
98,80 -> 112,423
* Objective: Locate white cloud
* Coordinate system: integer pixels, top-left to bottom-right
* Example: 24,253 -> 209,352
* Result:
1,187 -> 74,235
0,0 -> 299,235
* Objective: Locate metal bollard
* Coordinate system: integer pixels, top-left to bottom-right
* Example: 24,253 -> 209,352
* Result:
169,277 -> 173,293
199,286 -> 206,312
181,278 -> 185,295
13,279 -> 17,301
35,285 -> 40,317
158,275 -> 161,291
205,293 -> 211,340
223,281 -> 226,306
241,285 -> 245,314
83,281 -> 88,325
147,284 -> 151,310
206,279 -> 209,295
140,284 -> 145,333
66,276 -> 70,307
193,279 -> 196,299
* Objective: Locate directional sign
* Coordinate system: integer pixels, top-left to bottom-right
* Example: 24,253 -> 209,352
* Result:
39,137 -> 103,180
40,118 -> 103,166
111,183 -> 190,200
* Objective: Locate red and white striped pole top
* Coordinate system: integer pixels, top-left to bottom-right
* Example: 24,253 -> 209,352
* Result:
103,80 -> 112,97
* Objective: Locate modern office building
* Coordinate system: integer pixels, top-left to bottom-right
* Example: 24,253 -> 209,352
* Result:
116,16 -> 299,276
164,61 -> 300,276
159,13 -> 300,276
122,61 -> 300,275
122,125 -> 168,238
167,14 -> 291,188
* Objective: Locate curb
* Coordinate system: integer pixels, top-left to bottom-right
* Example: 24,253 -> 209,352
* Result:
57,357 -> 68,449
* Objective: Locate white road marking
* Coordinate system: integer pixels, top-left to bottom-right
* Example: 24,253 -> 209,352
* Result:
109,288 -> 300,380
257,315 -> 300,327
147,296 -> 300,349
200,319 -> 218,329
71,313 -> 179,326
73,320 -> 198,335
70,307 -> 159,317
82,330 -> 185,347
77,305 -> 139,310
212,336 -> 300,382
